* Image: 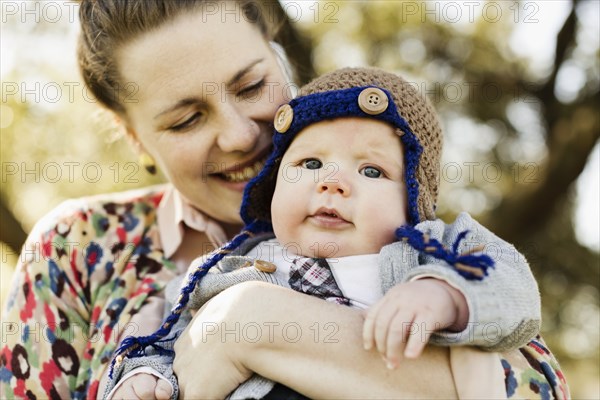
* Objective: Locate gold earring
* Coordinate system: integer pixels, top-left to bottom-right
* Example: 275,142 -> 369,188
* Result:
139,153 -> 157,175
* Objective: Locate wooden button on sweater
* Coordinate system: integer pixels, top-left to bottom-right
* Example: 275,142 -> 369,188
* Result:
253,259 -> 277,273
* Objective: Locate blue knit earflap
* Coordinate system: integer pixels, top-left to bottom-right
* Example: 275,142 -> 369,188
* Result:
108,221 -> 265,379
395,226 -> 495,280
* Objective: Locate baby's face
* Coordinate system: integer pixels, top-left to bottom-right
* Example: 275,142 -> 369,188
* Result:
271,117 -> 408,258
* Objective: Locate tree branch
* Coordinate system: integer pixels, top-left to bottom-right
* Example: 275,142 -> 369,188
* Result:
0,194 -> 27,255
535,0 -> 580,140
485,96 -> 600,243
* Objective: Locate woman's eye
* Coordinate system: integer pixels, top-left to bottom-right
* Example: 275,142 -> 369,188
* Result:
361,166 -> 382,178
169,112 -> 202,132
238,79 -> 265,97
302,159 -> 322,170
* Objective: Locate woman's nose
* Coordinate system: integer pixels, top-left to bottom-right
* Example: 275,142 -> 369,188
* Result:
216,105 -> 260,153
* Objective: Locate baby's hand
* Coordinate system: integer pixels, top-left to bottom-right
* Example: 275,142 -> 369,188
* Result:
362,279 -> 468,369
111,372 -> 172,400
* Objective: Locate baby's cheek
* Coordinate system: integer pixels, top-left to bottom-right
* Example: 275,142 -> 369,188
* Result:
370,220 -> 401,250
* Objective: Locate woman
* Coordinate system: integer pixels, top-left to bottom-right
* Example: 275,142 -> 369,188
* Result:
3,1 -> 291,398
1,1 -> 568,399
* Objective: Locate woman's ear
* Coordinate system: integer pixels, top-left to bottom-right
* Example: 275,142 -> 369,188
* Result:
110,113 -> 140,148
122,124 -> 157,175
122,124 -> 143,153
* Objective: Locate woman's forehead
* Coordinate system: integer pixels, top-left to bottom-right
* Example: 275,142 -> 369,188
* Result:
116,10 -> 273,113
116,10 -> 271,96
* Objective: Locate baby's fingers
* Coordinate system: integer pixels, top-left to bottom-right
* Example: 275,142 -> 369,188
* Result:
403,313 -> 437,359
384,310 -> 416,368
362,301 -> 384,351
365,301 -> 399,356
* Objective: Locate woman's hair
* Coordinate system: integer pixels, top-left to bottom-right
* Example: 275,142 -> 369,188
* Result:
77,0 -> 283,115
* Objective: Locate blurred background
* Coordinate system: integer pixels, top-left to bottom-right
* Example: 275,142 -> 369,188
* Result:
1,0 -> 598,397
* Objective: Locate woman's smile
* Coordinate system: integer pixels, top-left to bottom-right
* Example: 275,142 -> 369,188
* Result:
216,155 -> 268,189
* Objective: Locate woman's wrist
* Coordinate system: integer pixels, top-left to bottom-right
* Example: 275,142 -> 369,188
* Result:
186,282 -> 279,367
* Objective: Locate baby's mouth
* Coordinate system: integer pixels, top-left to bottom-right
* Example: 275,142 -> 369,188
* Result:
311,208 -> 350,224
218,157 -> 266,183
319,211 -> 340,218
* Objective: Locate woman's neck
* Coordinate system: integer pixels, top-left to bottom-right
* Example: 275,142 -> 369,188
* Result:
221,222 -> 245,240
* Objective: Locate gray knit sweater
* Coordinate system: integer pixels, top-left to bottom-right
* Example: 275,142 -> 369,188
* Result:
105,212 -> 541,399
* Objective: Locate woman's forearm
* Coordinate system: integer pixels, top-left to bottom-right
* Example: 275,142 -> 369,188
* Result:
174,282 -> 458,399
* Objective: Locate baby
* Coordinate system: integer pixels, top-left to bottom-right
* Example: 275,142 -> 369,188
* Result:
106,67 -> 540,399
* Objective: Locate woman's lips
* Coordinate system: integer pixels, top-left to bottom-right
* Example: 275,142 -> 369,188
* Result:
220,158 -> 266,183
211,147 -> 271,186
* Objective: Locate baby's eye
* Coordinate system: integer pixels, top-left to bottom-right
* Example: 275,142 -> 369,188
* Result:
361,166 -> 382,178
302,159 -> 322,170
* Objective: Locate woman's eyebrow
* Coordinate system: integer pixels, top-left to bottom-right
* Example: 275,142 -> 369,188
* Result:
155,59 -> 265,120
227,58 -> 264,86
154,98 -> 198,120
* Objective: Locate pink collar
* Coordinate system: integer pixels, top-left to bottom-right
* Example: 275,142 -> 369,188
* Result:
156,186 -> 228,258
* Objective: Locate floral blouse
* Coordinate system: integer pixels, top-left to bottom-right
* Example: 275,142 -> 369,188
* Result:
1,185 -> 194,399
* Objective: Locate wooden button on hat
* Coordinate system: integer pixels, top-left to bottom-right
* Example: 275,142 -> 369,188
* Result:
274,104 -> 293,133
358,87 -> 388,115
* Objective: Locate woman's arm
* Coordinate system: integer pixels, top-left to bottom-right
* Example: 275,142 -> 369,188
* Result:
173,281 -> 458,399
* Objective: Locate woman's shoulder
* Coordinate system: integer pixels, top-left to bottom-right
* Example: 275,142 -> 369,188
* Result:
69,183 -> 167,210
28,184 -> 170,241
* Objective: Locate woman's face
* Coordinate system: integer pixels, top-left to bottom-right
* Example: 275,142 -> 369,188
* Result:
117,9 -> 290,224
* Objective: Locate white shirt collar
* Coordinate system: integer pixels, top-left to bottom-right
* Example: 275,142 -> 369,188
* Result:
247,239 -> 383,308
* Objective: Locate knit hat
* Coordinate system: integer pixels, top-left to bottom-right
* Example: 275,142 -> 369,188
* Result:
241,67 -> 442,228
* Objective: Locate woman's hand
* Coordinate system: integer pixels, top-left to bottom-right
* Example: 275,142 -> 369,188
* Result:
363,279 -> 469,369
173,283 -> 257,399
173,281 -> 458,399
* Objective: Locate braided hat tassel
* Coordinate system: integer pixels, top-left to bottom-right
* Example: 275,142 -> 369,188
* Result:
108,222 -> 263,379
395,226 -> 495,281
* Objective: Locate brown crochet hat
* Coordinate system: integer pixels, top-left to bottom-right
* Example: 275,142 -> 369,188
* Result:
240,67 -> 443,228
